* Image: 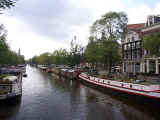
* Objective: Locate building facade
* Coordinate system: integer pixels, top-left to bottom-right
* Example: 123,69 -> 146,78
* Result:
122,15 -> 160,75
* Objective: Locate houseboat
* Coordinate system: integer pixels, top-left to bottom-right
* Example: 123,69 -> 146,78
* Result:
0,67 -> 23,100
79,73 -> 160,104
60,67 -> 88,80
38,65 -> 48,71
18,64 -> 27,77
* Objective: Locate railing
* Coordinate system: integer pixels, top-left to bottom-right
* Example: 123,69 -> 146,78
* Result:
80,73 -> 160,92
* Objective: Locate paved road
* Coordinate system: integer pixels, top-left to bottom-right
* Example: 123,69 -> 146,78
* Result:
0,66 -> 159,120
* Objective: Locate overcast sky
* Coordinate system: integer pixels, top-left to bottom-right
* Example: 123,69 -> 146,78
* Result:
0,0 -> 160,59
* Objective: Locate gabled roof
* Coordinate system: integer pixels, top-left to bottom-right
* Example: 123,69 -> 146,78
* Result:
127,23 -> 145,30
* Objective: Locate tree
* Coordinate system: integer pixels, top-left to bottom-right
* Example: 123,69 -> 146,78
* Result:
0,1 -> 23,65
0,0 -> 16,11
85,36 -> 101,68
86,11 -> 127,72
0,24 -> 25,65
90,11 -> 128,42
100,40 -> 121,71
52,48 -> 68,65
37,52 -> 51,65
142,32 -> 160,57
0,24 -> 9,64
69,36 -> 84,66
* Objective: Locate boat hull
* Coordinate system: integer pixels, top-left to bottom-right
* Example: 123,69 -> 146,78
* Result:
79,76 -> 160,106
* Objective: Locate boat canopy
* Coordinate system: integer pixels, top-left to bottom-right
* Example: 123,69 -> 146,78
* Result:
0,68 -> 21,76
0,76 -> 18,84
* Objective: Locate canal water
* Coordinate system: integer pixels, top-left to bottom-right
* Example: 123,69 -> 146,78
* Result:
0,66 -> 160,120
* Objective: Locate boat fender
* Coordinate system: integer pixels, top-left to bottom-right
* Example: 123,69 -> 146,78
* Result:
130,84 -> 132,88
108,81 -> 110,84
121,84 -> 124,87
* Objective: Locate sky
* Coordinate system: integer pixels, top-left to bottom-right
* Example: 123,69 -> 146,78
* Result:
0,0 -> 160,59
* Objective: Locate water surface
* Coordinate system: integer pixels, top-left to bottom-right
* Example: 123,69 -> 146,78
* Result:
0,66 -> 159,120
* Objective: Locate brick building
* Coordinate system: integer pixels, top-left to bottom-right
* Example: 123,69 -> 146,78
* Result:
122,15 -> 160,74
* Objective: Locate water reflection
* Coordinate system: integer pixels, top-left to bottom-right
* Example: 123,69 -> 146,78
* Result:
0,66 -> 159,120
0,100 -> 21,120
81,87 -> 156,120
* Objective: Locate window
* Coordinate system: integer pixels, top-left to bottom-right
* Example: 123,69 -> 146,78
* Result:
132,43 -> 135,49
126,53 -> 128,59
132,37 -> 135,42
124,44 -> 127,50
124,63 -> 126,72
127,38 -> 130,42
131,51 -> 133,59
135,63 -> 140,73
136,42 -> 140,48
128,44 -> 131,49
128,51 -> 131,59
137,50 -> 141,59
134,51 -> 137,59
123,53 -> 126,59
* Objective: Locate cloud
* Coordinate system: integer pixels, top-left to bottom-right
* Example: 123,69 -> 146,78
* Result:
70,0 -> 125,20
1,0 -> 160,59
0,14 -> 70,59
5,0 -> 92,42
126,3 -> 160,24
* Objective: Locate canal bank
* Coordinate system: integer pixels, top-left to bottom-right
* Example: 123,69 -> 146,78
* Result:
0,65 -> 160,120
38,65 -> 160,105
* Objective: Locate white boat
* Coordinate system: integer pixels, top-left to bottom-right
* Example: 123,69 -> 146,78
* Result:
0,69 -> 22,100
79,73 -> 160,104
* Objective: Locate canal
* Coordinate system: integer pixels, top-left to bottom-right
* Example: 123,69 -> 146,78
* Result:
0,65 -> 160,120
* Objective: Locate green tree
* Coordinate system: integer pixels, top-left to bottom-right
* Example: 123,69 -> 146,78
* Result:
100,40 -> 121,71
70,37 -> 84,66
86,11 -> 126,72
37,52 -> 51,65
85,36 -> 100,68
0,24 -> 9,64
52,48 -> 68,65
0,1 -> 23,65
90,11 -> 128,41
142,32 -> 160,57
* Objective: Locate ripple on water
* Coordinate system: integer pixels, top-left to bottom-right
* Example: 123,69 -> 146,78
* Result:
0,66 -> 159,120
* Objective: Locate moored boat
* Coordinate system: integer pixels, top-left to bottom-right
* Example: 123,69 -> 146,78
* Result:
38,65 -> 48,71
79,73 -> 160,104
0,67 -> 23,101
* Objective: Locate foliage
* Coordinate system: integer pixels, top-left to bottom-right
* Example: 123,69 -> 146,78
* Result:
51,49 -> 68,65
85,11 -> 126,72
0,74 -> 10,79
0,0 -> 23,65
142,32 -> 160,57
29,37 -> 84,66
29,12 -> 126,71
0,0 -> 15,9
69,38 -> 84,66
90,11 -> 128,41
85,36 -> 101,64
0,0 -> 16,11
85,36 -> 121,71
0,24 -> 24,65
100,40 -> 121,71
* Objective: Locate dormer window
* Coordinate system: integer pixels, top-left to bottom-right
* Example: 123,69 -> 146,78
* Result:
146,15 -> 160,26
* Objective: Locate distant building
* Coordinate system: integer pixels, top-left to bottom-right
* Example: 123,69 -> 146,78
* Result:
122,15 -> 160,74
